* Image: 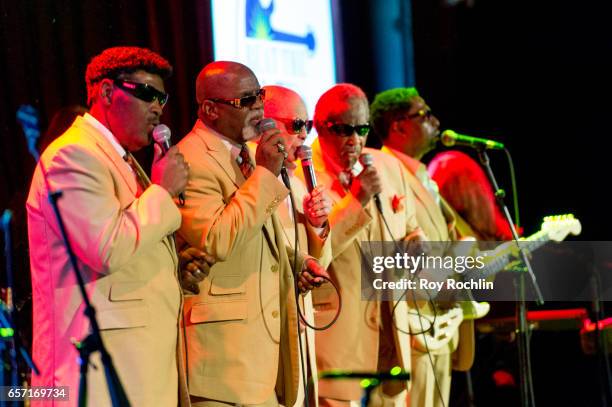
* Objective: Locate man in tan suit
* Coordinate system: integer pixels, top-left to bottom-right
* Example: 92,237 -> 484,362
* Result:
177,61 -> 327,407
262,84 -> 334,407
308,83 -> 422,407
27,46 -> 189,406
371,87 -> 482,407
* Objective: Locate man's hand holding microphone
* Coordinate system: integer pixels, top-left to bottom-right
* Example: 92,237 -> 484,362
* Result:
255,118 -> 288,177
350,153 -> 383,208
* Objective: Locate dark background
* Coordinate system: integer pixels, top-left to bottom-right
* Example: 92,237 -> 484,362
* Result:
1,0 -> 610,405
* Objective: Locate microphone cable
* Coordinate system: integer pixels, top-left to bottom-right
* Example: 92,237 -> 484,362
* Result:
282,169 -> 342,407
282,168 -> 342,331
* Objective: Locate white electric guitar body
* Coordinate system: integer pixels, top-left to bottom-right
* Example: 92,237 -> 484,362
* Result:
408,214 -> 582,353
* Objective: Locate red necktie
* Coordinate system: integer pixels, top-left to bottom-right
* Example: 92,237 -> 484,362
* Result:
238,144 -> 254,179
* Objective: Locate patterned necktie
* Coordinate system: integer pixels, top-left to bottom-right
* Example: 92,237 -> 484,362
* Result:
238,144 -> 254,179
124,151 -> 151,194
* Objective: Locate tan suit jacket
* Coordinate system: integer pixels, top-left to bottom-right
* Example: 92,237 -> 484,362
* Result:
304,141 -> 419,401
177,120 -> 309,406
383,147 -> 475,370
27,116 -> 184,406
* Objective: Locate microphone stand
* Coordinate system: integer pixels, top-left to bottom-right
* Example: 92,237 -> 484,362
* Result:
476,148 -> 543,407
589,259 -> 612,406
27,148 -> 130,406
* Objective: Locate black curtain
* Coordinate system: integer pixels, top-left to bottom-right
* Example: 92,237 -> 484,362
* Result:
0,0 -> 214,351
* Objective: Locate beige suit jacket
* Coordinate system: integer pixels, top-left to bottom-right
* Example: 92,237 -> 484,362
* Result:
27,116 -> 184,406
383,146 -> 475,370
177,120 -> 309,406
305,141 -> 419,401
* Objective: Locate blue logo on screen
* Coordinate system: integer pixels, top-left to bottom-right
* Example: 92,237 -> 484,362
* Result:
246,0 -> 316,51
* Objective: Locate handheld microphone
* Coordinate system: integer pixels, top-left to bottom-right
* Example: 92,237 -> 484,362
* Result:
297,145 -> 317,193
257,119 -> 291,188
152,124 -> 185,205
440,129 -> 505,150
359,153 -> 382,213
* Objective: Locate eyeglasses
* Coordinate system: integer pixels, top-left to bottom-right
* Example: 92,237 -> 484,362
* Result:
403,108 -> 434,121
270,117 -> 313,134
114,79 -> 169,107
326,122 -> 371,137
208,88 -> 265,109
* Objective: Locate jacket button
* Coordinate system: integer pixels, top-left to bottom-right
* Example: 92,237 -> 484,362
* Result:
272,310 -> 279,318
271,264 -> 279,273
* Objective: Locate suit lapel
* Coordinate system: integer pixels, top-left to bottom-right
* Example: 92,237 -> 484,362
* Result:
74,118 -> 139,196
196,125 -> 247,188
385,146 -> 449,239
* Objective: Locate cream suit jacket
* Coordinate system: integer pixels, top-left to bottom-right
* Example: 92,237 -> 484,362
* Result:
26,116 -> 184,406
177,120 -> 309,406
306,141 -> 420,401
382,147 -> 475,371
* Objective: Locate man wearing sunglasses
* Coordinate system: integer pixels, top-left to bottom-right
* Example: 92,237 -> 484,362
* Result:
261,84 -> 334,407
27,46 -> 190,405
371,87 -> 479,407
308,83 -> 423,407
176,61 -> 327,407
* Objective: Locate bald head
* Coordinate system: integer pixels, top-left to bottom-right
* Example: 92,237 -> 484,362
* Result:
262,85 -> 309,164
195,61 -> 263,143
195,61 -> 257,104
263,85 -> 306,119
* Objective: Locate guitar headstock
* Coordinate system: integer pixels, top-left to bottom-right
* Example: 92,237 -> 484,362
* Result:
541,214 -> 582,242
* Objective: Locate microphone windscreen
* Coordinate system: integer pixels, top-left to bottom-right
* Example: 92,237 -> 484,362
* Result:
297,145 -> 312,160
440,130 -> 456,147
359,153 -> 374,167
152,124 -> 171,145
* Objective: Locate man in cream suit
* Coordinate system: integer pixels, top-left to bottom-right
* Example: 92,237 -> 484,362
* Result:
177,61 -> 327,407
27,46 -> 189,406
262,84 -> 334,407
371,87 -> 481,407
308,83 -> 422,407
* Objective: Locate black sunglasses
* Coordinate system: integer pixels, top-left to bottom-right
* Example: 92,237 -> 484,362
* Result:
208,88 -> 265,109
326,122 -> 371,137
270,117 -> 313,134
114,79 -> 169,107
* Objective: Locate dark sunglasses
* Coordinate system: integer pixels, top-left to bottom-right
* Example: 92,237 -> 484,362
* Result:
326,122 -> 371,137
208,88 -> 265,109
404,108 -> 434,121
270,117 -> 313,134
114,79 -> 169,107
